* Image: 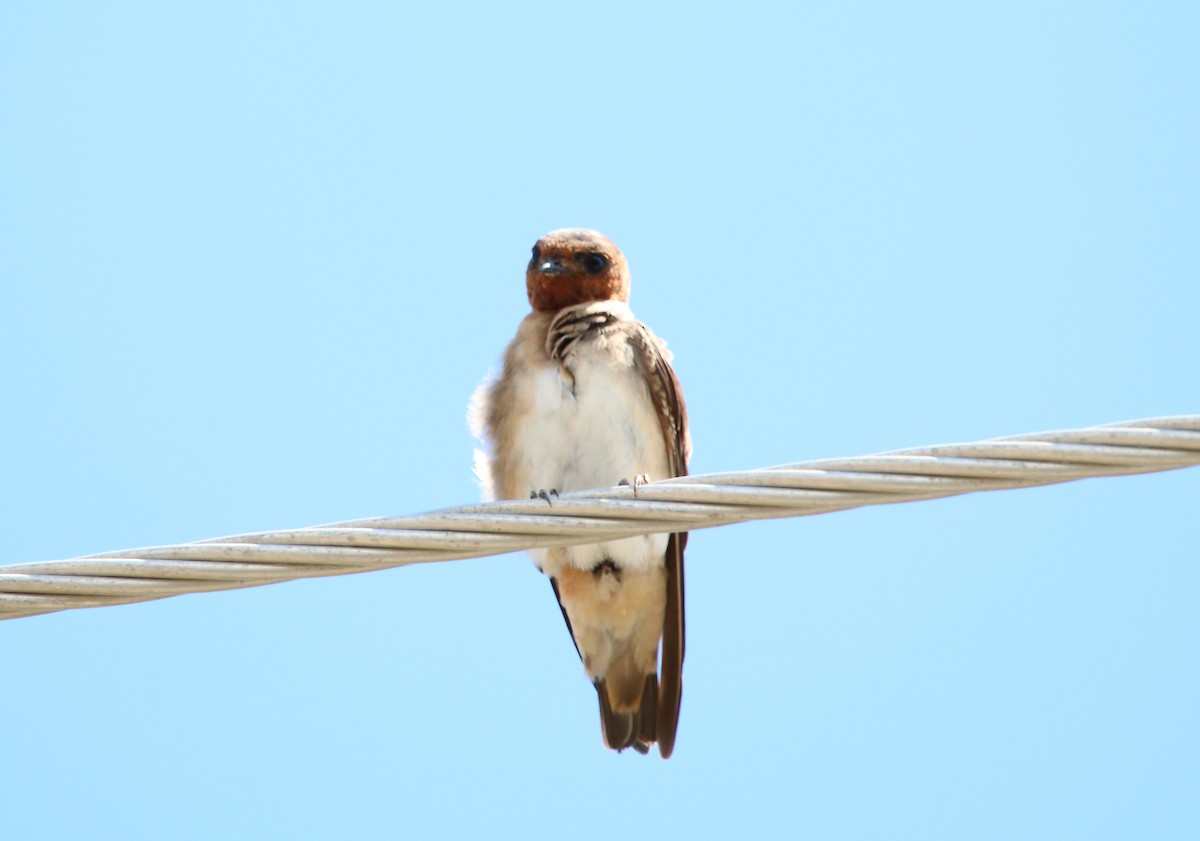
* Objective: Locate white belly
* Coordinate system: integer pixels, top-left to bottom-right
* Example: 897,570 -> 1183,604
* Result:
510,350 -> 670,572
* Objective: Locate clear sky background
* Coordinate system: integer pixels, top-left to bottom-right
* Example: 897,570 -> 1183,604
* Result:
3,2 -> 1198,839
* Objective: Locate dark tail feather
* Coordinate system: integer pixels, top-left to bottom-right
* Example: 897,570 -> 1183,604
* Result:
595,675 -> 660,755
596,680 -> 644,753
638,674 -> 658,745
656,532 -> 686,759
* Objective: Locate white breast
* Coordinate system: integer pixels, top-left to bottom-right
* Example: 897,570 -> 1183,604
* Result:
506,334 -> 670,573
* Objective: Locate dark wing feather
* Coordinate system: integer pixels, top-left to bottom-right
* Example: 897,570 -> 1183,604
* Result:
548,577 -> 581,660
631,323 -> 690,758
656,532 -> 685,758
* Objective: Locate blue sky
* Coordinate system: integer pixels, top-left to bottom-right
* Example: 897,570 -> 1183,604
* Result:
3,2 -> 1198,839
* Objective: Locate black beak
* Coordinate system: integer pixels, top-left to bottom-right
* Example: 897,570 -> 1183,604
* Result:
538,258 -> 567,275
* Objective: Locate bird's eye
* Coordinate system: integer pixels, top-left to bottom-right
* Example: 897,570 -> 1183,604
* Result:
581,253 -> 609,274
531,245 -> 542,262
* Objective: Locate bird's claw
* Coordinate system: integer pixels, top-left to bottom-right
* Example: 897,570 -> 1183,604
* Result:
530,488 -> 559,506
618,475 -> 651,497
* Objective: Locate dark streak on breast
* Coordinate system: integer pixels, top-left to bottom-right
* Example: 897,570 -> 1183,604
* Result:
546,308 -> 618,363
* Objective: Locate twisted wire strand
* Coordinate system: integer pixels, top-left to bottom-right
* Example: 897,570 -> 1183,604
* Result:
3,415 -> 1197,621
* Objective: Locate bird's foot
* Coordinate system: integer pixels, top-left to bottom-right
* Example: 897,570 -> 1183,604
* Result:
617,475 -> 651,497
529,488 -> 559,506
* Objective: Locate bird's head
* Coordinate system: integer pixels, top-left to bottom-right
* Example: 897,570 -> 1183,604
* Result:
525,229 -> 630,312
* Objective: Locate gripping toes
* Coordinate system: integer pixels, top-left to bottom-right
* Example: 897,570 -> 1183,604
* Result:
618,474 -> 651,497
529,488 -> 559,506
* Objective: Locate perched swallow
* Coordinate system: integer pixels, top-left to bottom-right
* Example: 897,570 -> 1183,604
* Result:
471,229 -> 690,758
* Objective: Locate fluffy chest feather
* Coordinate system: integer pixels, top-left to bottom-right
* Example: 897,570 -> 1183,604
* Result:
505,327 -> 670,573
513,335 -> 668,497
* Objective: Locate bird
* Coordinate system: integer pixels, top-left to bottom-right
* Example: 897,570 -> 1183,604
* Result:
470,228 -> 690,758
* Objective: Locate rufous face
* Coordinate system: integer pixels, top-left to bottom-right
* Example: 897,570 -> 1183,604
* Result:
526,228 -> 630,312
